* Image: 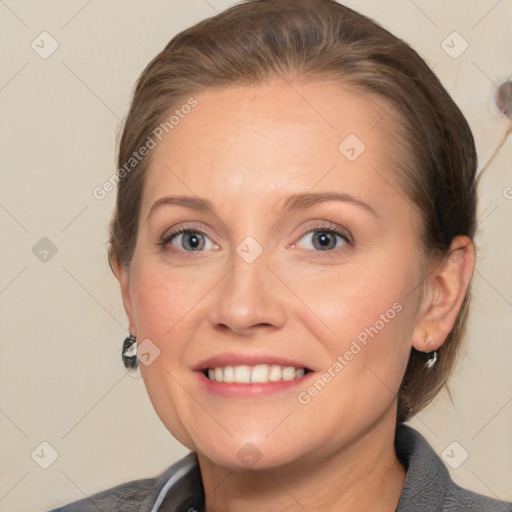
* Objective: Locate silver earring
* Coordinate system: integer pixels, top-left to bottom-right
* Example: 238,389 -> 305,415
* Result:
425,350 -> 438,369
122,335 -> 138,369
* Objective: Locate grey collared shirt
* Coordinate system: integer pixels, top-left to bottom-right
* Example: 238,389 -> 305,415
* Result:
49,424 -> 512,511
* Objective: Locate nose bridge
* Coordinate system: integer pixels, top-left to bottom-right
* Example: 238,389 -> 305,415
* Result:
208,238 -> 286,332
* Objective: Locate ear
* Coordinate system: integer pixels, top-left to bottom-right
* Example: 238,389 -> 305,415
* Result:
412,235 -> 475,352
110,254 -> 137,337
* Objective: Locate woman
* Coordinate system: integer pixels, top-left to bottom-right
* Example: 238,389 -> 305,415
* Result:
51,0 -> 512,510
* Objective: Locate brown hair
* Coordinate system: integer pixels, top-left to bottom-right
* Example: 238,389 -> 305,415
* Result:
108,0 -> 477,422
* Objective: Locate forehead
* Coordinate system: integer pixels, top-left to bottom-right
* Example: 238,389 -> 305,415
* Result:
141,79 -> 409,217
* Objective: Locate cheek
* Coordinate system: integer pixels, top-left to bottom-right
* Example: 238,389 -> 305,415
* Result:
287,252 -> 418,396
128,262 -> 206,449
287,255 -> 415,343
129,261 -> 212,341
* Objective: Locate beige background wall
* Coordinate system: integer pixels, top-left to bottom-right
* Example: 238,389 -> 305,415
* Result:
0,1 -> 511,510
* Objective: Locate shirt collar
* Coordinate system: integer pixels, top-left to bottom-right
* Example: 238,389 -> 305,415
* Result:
395,423 -> 449,510
148,424 -> 450,511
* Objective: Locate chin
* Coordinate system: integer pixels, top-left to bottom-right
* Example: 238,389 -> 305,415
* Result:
195,436 -> 305,472
159,411 -> 305,471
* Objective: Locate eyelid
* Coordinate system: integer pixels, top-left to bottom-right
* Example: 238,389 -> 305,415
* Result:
297,220 -> 354,245
158,220 -> 354,254
160,221 -> 218,244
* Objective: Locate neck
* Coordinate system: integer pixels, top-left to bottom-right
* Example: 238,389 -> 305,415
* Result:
197,413 -> 406,512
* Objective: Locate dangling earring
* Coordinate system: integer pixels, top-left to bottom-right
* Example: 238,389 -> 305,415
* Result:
122,334 -> 138,369
423,331 -> 437,369
425,350 -> 438,369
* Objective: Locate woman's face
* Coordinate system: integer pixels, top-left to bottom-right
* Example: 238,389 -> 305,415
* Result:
121,80 -> 427,470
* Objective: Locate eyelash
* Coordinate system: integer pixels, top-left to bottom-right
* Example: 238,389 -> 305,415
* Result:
296,221 -> 353,257
157,225 -> 218,255
157,221 -> 353,258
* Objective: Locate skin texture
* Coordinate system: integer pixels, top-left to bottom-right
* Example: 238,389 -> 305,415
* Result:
114,80 -> 475,511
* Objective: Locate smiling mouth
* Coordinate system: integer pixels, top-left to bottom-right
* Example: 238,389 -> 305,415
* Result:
202,364 -> 313,384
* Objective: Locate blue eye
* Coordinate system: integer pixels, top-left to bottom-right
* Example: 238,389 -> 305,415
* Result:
158,223 -> 351,257
161,229 -> 218,252
296,227 -> 350,252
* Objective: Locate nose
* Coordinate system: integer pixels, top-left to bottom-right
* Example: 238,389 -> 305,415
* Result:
207,247 -> 287,335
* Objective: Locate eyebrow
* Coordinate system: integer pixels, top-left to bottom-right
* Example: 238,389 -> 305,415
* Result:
281,192 -> 378,217
145,196 -> 214,223
145,191 -> 378,223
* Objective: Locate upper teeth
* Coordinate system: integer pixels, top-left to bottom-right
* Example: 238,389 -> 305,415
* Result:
207,364 -> 306,383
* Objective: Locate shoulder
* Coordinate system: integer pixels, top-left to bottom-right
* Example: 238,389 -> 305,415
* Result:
445,483 -> 512,512
49,478 -> 157,512
48,452 -> 200,512
395,424 -> 512,512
